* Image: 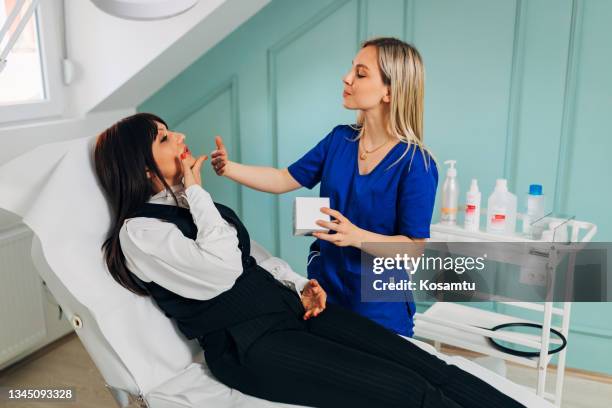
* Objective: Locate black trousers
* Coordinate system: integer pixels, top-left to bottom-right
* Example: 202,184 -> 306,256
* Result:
206,303 -> 524,408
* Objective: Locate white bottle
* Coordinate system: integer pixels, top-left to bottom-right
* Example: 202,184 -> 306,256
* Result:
522,184 -> 545,238
440,160 -> 459,225
486,179 -> 517,235
464,179 -> 481,231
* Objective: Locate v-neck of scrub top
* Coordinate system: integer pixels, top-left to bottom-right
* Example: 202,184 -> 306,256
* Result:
342,138 -> 405,264
350,138 -> 405,209
354,139 -> 402,177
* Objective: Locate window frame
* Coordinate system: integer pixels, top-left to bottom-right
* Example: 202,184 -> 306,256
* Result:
0,0 -> 65,124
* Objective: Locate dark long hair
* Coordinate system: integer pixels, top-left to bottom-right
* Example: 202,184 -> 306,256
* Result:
94,113 -> 179,296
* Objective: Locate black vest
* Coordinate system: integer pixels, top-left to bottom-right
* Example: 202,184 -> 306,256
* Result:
127,202 -> 303,361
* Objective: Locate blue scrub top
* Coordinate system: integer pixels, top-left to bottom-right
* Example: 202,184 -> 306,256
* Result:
288,125 -> 438,336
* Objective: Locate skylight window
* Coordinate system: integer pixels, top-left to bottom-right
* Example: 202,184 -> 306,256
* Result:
0,0 -> 45,106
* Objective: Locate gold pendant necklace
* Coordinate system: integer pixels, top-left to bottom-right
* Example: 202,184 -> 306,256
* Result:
359,138 -> 390,160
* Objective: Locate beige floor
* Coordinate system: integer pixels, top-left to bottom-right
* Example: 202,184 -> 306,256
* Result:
0,334 -> 118,408
439,345 -> 612,408
0,333 -> 611,407
505,363 -> 612,408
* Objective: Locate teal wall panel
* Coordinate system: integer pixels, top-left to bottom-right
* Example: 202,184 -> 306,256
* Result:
564,0 -> 612,232
140,0 -> 612,374
415,0 -> 517,217
171,78 -> 241,212
364,0 -> 405,40
275,0 -> 358,267
512,0 -> 572,211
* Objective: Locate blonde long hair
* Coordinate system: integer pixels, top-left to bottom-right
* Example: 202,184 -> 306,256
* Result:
353,37 -> 435,170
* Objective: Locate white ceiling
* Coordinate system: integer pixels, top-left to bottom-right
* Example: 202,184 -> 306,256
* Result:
63,0 -> 270,115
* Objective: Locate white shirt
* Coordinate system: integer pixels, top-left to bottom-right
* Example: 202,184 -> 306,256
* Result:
119,183 -> 309,300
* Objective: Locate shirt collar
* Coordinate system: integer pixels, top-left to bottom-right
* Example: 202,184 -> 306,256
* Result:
148,183 -> 188,207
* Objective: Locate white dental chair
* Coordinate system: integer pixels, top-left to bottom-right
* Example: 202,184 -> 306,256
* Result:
0,135 -> 300,408
30,232 -> 296,408
0,136 -> 556,408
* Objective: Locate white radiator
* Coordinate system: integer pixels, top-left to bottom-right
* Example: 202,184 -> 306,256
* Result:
0,225 -> 47,367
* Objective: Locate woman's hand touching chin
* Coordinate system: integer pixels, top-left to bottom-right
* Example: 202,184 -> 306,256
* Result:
179,149 -> 208,189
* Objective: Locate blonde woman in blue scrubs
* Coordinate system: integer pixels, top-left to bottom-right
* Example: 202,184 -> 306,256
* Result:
211,37 -> 438,337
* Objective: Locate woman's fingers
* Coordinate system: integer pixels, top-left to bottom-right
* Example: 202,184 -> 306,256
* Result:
211,150 -> 226,159
320,207 -> 347,222
178,152 -> 190,170
211,157 -> 225,166
180,154 -> 196,187
211,157 -> 226,175
215,135 -> 226,152
302,279 -> 326,320
193,156 -> 208,184
316,220 -> 339,231
312,231 -> 342,243
192,155 -> 208,170
303,303 -> 326,320
179,153 -> 208,188
210,143 -> 227,176
311,306 -> 325,318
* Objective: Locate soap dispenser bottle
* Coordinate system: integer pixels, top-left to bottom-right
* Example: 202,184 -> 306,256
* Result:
440,160 -> 459,225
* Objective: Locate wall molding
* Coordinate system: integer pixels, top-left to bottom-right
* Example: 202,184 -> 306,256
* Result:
356,0 -> 368,48
166,76 -> 236,127
167,75 -> 243,217
570,323 -> 612,339
554,0 -> 584,215
504,0 -> 527,191
403,0 -> 415,43
267,0 -> 353,255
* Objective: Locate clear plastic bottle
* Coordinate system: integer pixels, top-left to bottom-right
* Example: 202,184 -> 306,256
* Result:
486,179 -> 517,235
440,160 -> 459,225
464,179 -> 481,231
